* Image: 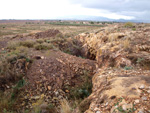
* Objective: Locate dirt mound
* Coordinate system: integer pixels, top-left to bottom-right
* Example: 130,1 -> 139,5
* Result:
18,50 -> 96,109
34,29 -> 61,39
27,50 -> 96,90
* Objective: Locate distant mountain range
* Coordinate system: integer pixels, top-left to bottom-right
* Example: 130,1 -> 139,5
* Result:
56,15 -> 150,23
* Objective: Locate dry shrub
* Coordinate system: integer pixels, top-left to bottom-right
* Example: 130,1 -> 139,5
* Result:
0,50 -> 31,82
7,41 -> 20,50
34,43 -> 54,50
0,92 -> 10,111
20,40 -> 35,48
123,38 -> 130,49
60,99 -> 72,113
36,39 -> 45,44
108,34 -> 119,42
124,22 -> 134,28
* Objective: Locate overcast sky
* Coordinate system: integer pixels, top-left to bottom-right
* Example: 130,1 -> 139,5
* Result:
0,0 -> 149,21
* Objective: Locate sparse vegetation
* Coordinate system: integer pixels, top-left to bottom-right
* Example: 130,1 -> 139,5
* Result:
132,28 -> 136,31
34,43 -> 54,50
7,41 -> 20,50
124,22 -> 134,28
60,99 -> 72,113
123,38 -> 130,49
20,40 -> 35,48
66,70 -> 93,112
36,39 -> 45,44
113,98 -> 136,113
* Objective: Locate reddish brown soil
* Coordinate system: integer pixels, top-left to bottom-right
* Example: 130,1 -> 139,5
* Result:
34,29 -> 61,39
27,50 -> 96,93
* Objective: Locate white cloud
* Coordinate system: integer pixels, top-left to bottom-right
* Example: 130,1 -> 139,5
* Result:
0,0 -> 147,20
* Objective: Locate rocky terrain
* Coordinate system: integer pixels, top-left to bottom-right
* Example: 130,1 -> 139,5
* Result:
0,23 -> 150,113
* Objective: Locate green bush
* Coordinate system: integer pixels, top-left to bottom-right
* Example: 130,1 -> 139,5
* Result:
20,40 -> 35,48
7,41 -> 20,50
69,71 -> 92,100
36,39 -> 44,44
124,22 -> 134,28
34,43 -> 53,50
132,28 -> 136,31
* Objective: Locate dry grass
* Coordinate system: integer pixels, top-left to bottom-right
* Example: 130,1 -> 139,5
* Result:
20,40 -> 35,48
36,39 -> 45,44
34,43 -> 54,50
60,99 -> 72,113
0,92 -> 10,111
124,22 -> 134,28
108,33 -> 120,42
7,41 -> 20,50
123,38 -> 130,49
0,22 -> 102,38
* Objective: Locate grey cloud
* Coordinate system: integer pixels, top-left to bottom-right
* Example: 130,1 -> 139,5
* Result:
70,0 -> 150,12
69,0 -> 150,21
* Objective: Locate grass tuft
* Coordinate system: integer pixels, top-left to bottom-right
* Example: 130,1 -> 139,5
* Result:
60,99 -> 72,113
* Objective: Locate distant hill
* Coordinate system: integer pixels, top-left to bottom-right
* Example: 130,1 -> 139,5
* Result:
55,15 -> 149,23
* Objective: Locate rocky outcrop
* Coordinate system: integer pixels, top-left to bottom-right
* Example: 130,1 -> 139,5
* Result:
83,68 -> 150,113
75,25 -> 150,113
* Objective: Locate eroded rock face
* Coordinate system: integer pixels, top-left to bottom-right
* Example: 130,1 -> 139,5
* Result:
82,68 -> 150,113
75,25 -> 150,69
74,25 -> 150,113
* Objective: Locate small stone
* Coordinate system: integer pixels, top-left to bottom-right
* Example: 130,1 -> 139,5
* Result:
32,96 -> 40,100
147,90 -> 150,94
139,84 -> 145,89
96,111 -> 101,113
122,104 -> 133,111
141,96 -> 147,101
134,99 -> 140,104
54,91 -> 59,96
65,90 -> 69,93
41,56 -> 45,59
138,110 -> 144,113
6,85 -> 10,89
122,105 -> 127,111
47,86 -> 51,90
105,102 -> 108,106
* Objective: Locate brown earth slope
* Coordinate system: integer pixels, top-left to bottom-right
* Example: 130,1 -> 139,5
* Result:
0,23 -> 150,113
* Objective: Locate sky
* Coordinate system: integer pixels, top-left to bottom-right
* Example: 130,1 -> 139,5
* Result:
0,0 -> 150,22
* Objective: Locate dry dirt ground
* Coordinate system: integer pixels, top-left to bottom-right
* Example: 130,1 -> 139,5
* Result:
0,22 -> 150,113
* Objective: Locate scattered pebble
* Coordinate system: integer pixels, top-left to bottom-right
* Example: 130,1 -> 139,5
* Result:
147,90 -> 150,94
122,104 -> 133,111
134,99 -> 140,104
96,111 -> 101,113
139,84 -> 145,89
141,96 -> 148,101
47,86 -> 51,90
138,109 -> 144,113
